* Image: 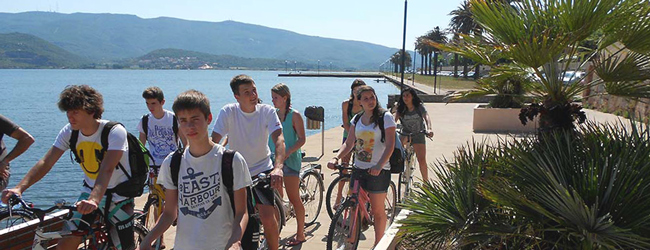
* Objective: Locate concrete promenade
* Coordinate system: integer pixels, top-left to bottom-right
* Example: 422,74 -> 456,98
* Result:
136,102 -> 625,250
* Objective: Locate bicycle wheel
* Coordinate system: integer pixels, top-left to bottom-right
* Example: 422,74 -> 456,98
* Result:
326,201 -> 361,250
325,175 -> 350,219
133,222 -> 149,248
139,196 -> 161,231
300,171 -> 323,226
0,208 -> 37,229
386,181 -> 397,225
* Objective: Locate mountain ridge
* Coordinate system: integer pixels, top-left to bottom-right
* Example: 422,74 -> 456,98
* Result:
0,12 -> 398,69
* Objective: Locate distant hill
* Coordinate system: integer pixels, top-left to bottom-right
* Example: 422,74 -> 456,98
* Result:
0,12 -> 400,70
0,32 -> 86,68
131,48 -> 309,70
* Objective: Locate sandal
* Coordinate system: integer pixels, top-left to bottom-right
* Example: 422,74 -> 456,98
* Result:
285,237 -> 306,247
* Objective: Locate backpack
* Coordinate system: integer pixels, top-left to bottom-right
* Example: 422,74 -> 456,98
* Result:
352,111 -> 406,173
170,148 -> 237,211
141,113 -> 180,151
69,122 -> 152,198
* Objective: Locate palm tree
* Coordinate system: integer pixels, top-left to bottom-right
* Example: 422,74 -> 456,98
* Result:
425,27 -> 448,78
449,0 -> 482,79
391,50 -> 412,74
415,37 -> 425,74
441,0 -> 650,132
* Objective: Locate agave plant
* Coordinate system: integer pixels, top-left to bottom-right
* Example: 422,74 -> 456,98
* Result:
437,0 -> 650,132
399,121 -> 650,249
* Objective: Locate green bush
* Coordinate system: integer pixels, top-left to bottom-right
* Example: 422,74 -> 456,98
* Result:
399,122 -> 650,249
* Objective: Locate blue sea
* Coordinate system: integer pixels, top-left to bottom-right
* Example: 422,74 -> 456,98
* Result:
0,69 -> 398,207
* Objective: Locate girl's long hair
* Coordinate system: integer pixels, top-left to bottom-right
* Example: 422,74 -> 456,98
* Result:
271,83 -> 291,121
347,79 -> 367,114
396,87 -> 423,116
356,85 -> 385,128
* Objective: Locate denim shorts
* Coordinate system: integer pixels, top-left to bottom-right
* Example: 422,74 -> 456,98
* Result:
283,164 -> 300,177
350,169 -> 391,194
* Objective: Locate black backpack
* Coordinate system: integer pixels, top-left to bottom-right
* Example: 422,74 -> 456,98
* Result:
352,111 -> 405,173
170,148 -> 236,211
141,114 -> 180,152
69,122 -> 152,198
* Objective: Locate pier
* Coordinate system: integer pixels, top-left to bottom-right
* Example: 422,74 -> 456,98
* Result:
277,72 -> 383,78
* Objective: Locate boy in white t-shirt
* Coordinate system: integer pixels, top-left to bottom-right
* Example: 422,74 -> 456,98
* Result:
211,74 -> 285,250
2,85 -> 135,250
137,86 -> 187,248
140,90 -> 252,250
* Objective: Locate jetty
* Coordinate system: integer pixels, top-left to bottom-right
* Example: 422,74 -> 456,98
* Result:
278,72 -> 383,78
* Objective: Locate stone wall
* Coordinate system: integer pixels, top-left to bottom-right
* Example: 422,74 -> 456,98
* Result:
583,82 -> 650,122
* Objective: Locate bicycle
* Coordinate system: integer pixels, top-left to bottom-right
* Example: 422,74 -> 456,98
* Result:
5,195 -> 148,250
248,172 -> 285,250
326,164 -> 397,250
135,166 -> 165,249
395,128 -> 431,203
0,199 -> 37,230
278,162 -> 324,227
325,160 -> 397,222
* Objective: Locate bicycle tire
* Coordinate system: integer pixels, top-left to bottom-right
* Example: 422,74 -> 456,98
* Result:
386,181 -> 397,226
325,175 -> 350,219
300,171 -> 323,226
0,208 -> 37,230
140,196 -> 161,231
326,200 -> 361,250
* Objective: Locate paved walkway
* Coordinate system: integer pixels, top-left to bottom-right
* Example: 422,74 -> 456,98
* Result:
136,103 -> 625,250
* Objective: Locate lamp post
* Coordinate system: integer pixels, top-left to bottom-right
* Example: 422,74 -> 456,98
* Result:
399,0 -> 408,92
329,62 -> 332,72
285,60 -> 288,72
294,61 -> 297,72
317,60 -> 320,75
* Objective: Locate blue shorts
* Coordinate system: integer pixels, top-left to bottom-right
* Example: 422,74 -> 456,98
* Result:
283,164 -> 300,177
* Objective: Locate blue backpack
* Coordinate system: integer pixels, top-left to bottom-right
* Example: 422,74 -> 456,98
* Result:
352,111 -> 405,173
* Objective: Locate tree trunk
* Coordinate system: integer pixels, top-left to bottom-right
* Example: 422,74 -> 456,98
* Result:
423,54 -> 428,75
463,58 -> 469,78
420,54 -> 424,75
454,54 -> 459,78
428,52 -> 433,75
474,64 -> 480,80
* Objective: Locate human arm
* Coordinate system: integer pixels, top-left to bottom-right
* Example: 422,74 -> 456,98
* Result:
211,131 -> 224,145
0,127 -> 35,177
139,132 -> 147,146
77,149 -> 122,214
369,126 -> 395,176
226,188 -> 248,250
211,108 -> 228,145
341,101 -> 350,132
139,189 -> 178,250
269,128 -> 285,190
285,111 -> 306,160
328,125 -> 356,169
422,107 -> 434,138
1,146 -> 65,203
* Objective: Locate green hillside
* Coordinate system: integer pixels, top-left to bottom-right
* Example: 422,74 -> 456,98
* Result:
0,32 -> 86,68
0,12 -> 399,70
132,48 -> 313,70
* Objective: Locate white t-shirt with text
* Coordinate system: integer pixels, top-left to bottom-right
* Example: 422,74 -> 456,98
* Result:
352,113 -> 397,170
137,110 -> 178,166
212,103 -> 282,176
157,144 -> 252,250
53,120 -> 131,202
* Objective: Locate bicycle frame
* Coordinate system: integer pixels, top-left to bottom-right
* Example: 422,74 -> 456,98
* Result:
345,179 -> 372,243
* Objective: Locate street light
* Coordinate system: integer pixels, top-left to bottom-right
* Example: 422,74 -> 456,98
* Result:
317,60 -> 320,75
399,0 -> 408,92
329,62 -> 332,72
285,60 -> 288,72
294,61 -> 297,72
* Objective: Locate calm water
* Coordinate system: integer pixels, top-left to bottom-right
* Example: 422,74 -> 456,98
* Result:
0,69 -> 398,207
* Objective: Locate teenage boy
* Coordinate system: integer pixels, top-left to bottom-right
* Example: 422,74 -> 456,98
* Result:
0,114 -> 35,191
137,86 -> 186,247
211,74 -> 285,250
1,85 -> 135,250
140,90 -> 251,250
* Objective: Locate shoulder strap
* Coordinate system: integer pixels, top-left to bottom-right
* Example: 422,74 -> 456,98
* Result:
172,114 -> 179,143
352,113 -> 362,126
100,122 -> 130,178
347,99 -> 354,120
222,149 -> 236,212
141,114 -> 149,140
171,148 -> 183,187
69,129 -> 81,163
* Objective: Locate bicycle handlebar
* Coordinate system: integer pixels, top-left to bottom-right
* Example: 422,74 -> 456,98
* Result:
8,195 -> 75,221
251,173 -> 271,188
397,129 -> 434,141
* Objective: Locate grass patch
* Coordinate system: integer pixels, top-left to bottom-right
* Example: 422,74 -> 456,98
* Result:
385,72 -> 478,90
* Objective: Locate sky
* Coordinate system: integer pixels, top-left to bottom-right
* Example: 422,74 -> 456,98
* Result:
0,0 -> 464,51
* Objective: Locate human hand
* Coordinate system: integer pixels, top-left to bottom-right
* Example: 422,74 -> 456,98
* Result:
368,165 -> 382,176
426,130 -> 434,138
270,167 -> 284,190
327,158 -> 339,170
76,199 -> 99,215
1,188 -> 21,204
227,241 -> 242,250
